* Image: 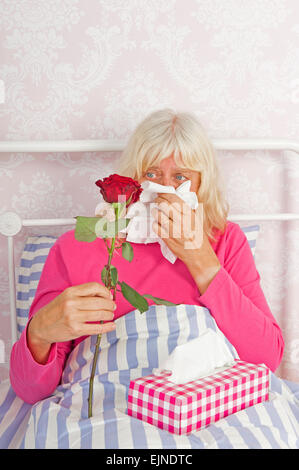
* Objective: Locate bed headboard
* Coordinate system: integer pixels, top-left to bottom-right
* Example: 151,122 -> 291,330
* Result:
0,138 -> 299,347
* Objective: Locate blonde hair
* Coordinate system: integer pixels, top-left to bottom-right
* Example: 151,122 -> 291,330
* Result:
117,109 -> 229,241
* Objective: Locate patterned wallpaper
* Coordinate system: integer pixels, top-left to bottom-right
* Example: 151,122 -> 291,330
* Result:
0,1 -> 298,383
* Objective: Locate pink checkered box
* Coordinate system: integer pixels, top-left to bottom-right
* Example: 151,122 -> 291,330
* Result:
127,360 -> 269,435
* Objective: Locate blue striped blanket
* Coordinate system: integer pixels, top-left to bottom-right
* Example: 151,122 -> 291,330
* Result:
1,304 -> 299,449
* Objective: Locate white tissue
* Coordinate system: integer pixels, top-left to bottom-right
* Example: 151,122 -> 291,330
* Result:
119,180 -> 199,264
153,329 -> 235,384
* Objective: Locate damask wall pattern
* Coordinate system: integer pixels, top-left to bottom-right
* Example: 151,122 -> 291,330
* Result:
0,1 -> 298,383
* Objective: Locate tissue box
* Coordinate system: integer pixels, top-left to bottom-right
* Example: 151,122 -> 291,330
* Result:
127,360 -> 269,435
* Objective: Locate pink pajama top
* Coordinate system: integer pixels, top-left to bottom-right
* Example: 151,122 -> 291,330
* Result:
10,221 -> 284,404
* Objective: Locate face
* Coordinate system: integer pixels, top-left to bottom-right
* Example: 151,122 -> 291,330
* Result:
139,154 -> 201,194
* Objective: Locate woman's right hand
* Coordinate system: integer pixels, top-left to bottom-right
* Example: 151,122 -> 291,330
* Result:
27,282 -> 117,363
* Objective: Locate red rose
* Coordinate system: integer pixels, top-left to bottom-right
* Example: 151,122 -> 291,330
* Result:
95,174 -> 143,206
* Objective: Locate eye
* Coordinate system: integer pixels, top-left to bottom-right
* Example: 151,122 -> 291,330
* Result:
145,171 -> 156,178
175,174 -> 187,181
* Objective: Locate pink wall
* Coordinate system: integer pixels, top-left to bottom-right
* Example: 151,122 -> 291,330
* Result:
0,1 -> 299,382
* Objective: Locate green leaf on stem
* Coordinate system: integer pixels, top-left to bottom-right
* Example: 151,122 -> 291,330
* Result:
101,266 -> 108,286
110,266 -> 118,286
119,281 -> 149,314
121,241 -> 134,262
143,294 -> 180,307
74,216 -> 99,242
101,265 -> 118,287
95,217 -> 130,239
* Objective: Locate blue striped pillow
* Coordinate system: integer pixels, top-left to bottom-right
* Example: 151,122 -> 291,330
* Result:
15,225 -> 259,338
16,236 -> 57,338
240,224 -> 259,257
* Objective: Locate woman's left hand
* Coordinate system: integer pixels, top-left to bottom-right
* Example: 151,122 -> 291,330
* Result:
152,193 -> 204,263
152,193 -> 221,293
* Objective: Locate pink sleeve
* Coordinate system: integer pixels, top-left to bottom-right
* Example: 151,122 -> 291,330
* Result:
9,242 -> 73,404
199,224 -> 284,372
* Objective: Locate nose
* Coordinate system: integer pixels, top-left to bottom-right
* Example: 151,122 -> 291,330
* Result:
162,175 -> 171,186
161,176 -> 179,189
161,174 -> 177,188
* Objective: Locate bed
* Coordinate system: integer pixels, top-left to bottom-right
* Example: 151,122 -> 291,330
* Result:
0,138 -> 299,449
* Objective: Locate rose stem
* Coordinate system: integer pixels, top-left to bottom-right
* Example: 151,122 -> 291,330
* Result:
88,235 -> 116,418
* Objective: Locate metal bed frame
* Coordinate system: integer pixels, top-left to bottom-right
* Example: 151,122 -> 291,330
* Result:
0,138 -> 299,346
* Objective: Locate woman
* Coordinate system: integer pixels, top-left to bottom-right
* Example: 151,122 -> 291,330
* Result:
10,109 -> 284,404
